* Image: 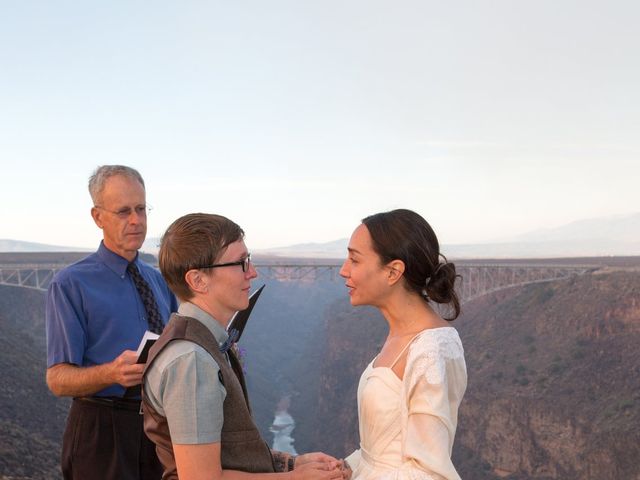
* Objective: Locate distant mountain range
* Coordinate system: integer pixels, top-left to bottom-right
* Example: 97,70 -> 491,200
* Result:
0,239 -> 92,253
255,238 -> 348,259
448,212 -> 640,258
256,212 -> 640,259
0,239 -> 158,255
3,212 -> 640,258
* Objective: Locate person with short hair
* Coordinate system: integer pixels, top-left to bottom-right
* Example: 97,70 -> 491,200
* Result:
143,212 -> 346,480
340,209 -> 467,480
46,164 -> 178,480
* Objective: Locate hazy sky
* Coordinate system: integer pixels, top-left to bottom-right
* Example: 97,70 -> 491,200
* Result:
2,0 -> 638,250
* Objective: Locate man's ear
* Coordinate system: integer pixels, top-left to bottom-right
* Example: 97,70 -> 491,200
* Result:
387,260 -> 405,286
185,269 -> 209,294
91,207 -> 103,229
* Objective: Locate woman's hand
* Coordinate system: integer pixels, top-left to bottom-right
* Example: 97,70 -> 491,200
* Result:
292,459 -> 343,480
295,452 -> 351,479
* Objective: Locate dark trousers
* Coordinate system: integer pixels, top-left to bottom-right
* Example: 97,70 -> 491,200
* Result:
61,398 -> 162,480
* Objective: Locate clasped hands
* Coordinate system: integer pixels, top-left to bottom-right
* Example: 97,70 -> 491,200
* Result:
294,452 -> 352,480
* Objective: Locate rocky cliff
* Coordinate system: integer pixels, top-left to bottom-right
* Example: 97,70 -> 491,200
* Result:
2,268 -> 639,479
310,271 -> 640,479
0,285 -> 69,479
454,271 -> 640,479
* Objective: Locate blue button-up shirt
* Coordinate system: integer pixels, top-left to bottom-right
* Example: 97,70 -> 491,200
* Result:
46,241 -> 178,397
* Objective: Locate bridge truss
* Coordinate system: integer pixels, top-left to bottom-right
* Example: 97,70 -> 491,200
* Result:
0,262 -> 597,303
0,264 -> 61,291
456,264 -> 596,303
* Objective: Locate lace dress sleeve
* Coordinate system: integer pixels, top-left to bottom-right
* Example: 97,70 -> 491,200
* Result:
398,329 -> 467,480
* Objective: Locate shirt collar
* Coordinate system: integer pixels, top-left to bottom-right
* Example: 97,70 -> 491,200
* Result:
97,241 -> 139,278
177,302 -> 229,346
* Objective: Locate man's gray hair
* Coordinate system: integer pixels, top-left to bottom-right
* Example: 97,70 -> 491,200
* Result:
88,165 -> 145,205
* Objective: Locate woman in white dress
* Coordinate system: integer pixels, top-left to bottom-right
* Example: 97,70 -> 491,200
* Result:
339,209 -> 467,480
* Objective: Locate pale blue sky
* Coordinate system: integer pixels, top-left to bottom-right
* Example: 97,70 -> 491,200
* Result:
2,0 -> 638,249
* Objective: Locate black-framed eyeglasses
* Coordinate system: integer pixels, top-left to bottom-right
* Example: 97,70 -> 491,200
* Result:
94,204 -> 152,219
197,254 -> 252,273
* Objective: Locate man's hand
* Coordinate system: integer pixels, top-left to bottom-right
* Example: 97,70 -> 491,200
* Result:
108,350 -> 144,387
46,349 -> 144,397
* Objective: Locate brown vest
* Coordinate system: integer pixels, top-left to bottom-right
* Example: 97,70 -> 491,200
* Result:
142,314 -> 275,479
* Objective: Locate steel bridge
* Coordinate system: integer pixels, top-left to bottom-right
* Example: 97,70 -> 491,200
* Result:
0,262 -> 597,304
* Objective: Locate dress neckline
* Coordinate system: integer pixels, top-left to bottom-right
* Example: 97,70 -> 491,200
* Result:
369,326 -> 457,381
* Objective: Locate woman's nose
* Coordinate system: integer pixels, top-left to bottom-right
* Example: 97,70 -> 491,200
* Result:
339,260 -> 349,278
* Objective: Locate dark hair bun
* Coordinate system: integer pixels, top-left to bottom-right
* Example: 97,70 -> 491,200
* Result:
426,261 -> 458,307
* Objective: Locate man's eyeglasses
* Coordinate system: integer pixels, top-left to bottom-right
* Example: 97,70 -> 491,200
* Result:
95,204 -> 152,219
197,254 -> 252,273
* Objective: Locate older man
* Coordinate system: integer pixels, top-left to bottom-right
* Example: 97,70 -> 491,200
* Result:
46,165 -> 178,480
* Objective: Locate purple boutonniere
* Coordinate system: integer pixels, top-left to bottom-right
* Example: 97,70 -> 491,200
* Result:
231,343 -> 248,375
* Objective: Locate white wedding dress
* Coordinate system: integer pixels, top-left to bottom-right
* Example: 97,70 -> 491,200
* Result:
346,327 -> 467,480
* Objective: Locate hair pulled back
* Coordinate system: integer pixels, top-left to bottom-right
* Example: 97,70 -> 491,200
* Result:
362,209 -> 461,320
